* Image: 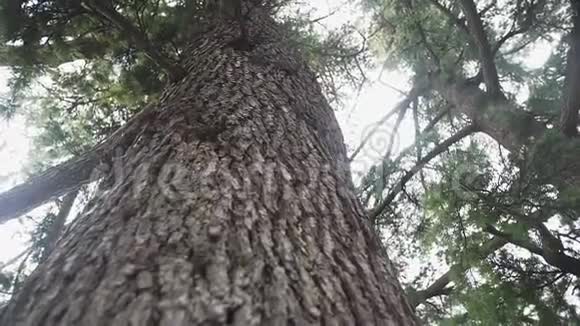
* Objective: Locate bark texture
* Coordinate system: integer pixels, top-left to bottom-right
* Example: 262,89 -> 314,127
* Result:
0,6 -> 417,326
561,0 -> 580,137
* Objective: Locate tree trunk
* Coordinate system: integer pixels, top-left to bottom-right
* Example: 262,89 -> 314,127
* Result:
0,6 -> 417,326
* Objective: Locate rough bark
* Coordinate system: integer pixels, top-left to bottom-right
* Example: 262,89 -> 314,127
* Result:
0,6 -> 417,326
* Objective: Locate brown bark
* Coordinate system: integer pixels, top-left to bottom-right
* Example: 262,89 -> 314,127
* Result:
0,6 -> 417,326
561,0 -> 580,137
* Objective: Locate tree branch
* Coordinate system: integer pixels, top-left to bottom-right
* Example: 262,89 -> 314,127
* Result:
458,0 -> 502,96
349,82 -> 429,161
81,0 -> 184,81
0,104 -> 156,224
426,0 -> 470,36
40,190 -> 78,262
369,124 -> 477,222
492,0 -> 537,55
385,100 -> 409,159
431,73 -> 546,152
0,248 -> 31,272
402,0 -> 440,66
408,237 -> 507,308
485,224 -> 580,277
412,100 -> 427,191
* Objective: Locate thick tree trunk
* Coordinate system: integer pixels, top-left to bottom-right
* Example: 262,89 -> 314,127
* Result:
0,6 -> 417,326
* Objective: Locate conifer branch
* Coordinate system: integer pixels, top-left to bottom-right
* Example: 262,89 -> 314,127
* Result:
349,82 -> 430,162
408,237 -> 507,308
81,0 -> 184,81
485,224 -> 580,277
369,124 -> 477,223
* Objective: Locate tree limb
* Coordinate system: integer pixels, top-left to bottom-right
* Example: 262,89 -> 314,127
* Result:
0,248 -> 31,272
349,82 -> 430,162
426,0 -> 470,36
485,224 -> 580,277
0,104 -> 156,224
369,124 -> 477,222
430,73 -> 545,152
409,237 -> 507,308
384,99 -> 409,159
358,105 -> 448,204
412,100 -> 427,191
493,0 -> 537,55
458,0 -> 502,96
40,190 -> 79,262
81,0 -> 184,81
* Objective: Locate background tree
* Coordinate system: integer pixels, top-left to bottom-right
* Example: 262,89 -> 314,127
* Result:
0,0 -> 419,324
353,0 -> 580,324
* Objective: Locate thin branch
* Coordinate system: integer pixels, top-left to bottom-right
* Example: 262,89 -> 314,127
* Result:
357,105 -> 448,203
385,101 -> 409,159
409,237 -> 507,308
349,82 -> 429,161
412,100 -> 427,191
492,0 -> 536,54
0,248 -> 32,272
402,0 -> 440,66
369,124 -> 477,222
11,250 -> 32,293
416,23 -> 440,67
307,7 -> 340,24
40,190 -> 79,262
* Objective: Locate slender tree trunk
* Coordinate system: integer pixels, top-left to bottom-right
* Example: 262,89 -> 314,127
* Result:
0,6 -> 417,326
